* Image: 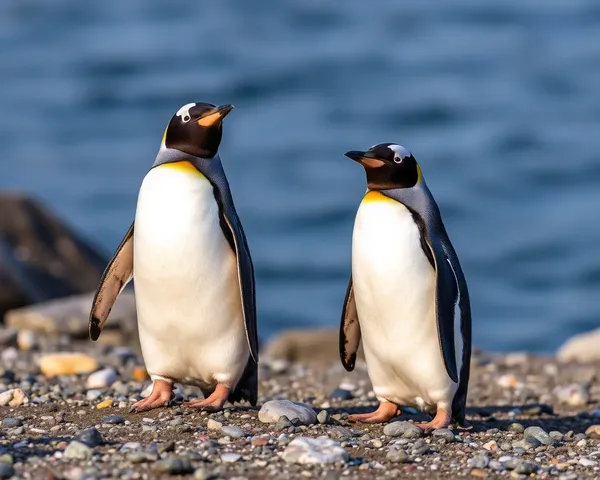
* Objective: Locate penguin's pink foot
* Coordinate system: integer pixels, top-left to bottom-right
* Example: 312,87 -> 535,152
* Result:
416,407 -> 451,432
186,384 -> 230,412
347,401 -> 400,424
130,379 -> 173,413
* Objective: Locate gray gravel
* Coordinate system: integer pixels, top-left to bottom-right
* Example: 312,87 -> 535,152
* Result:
0,333 -> 600,479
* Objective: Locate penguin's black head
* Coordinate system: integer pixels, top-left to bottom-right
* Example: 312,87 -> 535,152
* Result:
344,143 -> 420,190
163,102 -> 234,158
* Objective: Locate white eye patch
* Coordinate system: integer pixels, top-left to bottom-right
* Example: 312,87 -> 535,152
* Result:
176,103 -> 196,123
387,144 -> 411,161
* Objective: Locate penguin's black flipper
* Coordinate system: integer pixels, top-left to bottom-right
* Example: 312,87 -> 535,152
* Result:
89,223 -> 134,341
192,156 -> 259,364
210,188 -> 259,365
339,276 -> 361,372
441,237 -> 472,426
420,235 -> 460,384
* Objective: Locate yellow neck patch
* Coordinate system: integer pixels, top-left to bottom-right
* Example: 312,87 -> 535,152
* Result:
362,191 -> 395,203
158,160 -> 202,176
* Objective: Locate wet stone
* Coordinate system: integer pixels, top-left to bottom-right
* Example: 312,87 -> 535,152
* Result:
329,388 -> 352,400
432,428 -> 455,442
2,417 -> 22,428
102,415 -> 125,425
74,427 -> 103,447
0,463 -> 15,479
524,426 -> 553,446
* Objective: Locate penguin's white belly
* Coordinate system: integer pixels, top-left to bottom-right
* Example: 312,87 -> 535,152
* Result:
352,192 -> 458,411
133,162 -> 248,389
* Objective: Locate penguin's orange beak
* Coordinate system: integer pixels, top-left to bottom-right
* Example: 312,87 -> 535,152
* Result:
344,150 -> 385,168
197,104 -> 235,127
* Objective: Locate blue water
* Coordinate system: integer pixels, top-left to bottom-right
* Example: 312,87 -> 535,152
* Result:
1,0 -> 600,353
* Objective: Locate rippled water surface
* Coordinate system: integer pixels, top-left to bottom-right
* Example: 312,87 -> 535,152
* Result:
2,0 -> 600,352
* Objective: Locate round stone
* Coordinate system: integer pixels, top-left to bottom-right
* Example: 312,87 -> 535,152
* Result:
64,441 -> 93,460
258,400 -> 317,426
282,437 -> 349,464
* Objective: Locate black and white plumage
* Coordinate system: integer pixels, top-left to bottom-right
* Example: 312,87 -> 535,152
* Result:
339,143 -> 471,427
89,103 -> 258,411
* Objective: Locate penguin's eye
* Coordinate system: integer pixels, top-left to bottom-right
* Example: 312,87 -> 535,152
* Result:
393,156 -> 402,164
182,115 -> 191,123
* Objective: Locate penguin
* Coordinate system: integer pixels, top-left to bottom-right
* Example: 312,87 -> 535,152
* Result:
88,102 -> 258,413
339,143 -> 471,429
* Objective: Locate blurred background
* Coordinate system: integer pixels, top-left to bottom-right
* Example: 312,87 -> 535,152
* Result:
1,0 -> 599,353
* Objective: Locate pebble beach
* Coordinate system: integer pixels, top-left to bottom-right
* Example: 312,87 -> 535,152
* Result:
1,328 -> 600,480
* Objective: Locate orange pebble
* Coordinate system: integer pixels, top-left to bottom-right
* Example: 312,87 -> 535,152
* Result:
132,366 -> 149,381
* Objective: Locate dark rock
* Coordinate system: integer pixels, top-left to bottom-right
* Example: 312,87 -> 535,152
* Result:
0,193 -> 108,318
2,417 -> 23,428
521,404 -> 554,416
74,427 -> 103,447
0,330 -> 17,348
0,463 -> 15,479
525,437 -> 542,448
0,370 -> 15,383
102,415 -> 125,425
329,389 -> 352,400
